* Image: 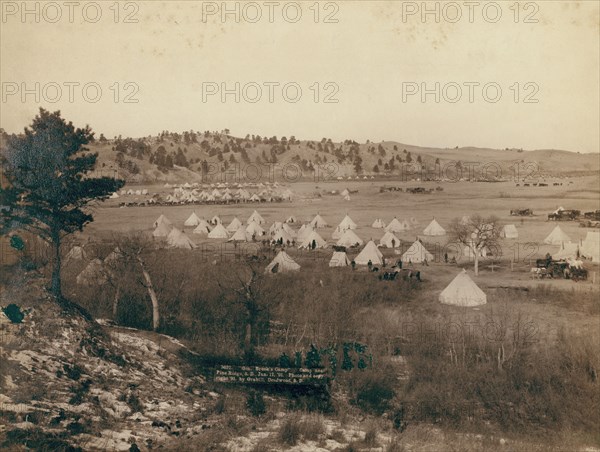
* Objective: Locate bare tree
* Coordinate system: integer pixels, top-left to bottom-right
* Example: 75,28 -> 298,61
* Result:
448,215 -> 501,276
105,233 -> 161,330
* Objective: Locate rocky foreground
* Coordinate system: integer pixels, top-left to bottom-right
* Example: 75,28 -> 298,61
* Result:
1,273 -> 598,451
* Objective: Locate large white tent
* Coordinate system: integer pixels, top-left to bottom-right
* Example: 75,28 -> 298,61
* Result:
329,251 -> 351,267
354,240 -> 384,265
247,210 -> 265,225
554,242 -> 580,261
265,250 -> 301,274
299,230 -> 328,249
153,214 -> 172,228
379,231 -> 401,248
167,228 -> 197,250
228,226 -> 252,242
76,259 -> 107,286
208,223 -> 229,239
226,217 -> 243,232
297,224 -> 314,242
184,212 -> 202,227
385,218 -> 408,233
338,214 -> 358,230
192,220 -> 211,235
246,221 -> 266,237
544,225 -> 571,245
439,270 -> 487,307
580,231 -> 600,262
310,214 -> 329,229
153,222 -> 172,237
336,229 -> 363,247
423,219 -> 446,236
401,240 -> 434,263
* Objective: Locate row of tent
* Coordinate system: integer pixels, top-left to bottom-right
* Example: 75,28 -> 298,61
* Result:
163,187 -> 293,204
267,250 -> 487,307
544,227 -> 599,262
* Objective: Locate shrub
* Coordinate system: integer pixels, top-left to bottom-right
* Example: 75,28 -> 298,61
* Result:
246,391 -> 266,417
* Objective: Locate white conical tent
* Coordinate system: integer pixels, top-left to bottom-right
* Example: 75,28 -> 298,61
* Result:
338,214 -> 357,230
104,247 -> 122,264
281,223 -> 297,238
336,229 -> 363,247
184,212 -> 202,227
246,221 -> 265,237
580,231 -> 600,262
109,192 -> 120,199
226,217 -> 243,232
544,225 -> 571,245
341,188 -> 350,196
265,250 -> 301,274
331,226 -> 345,240
208,223 -> 229,239
76,259 -> 107,285
310,214 -> 329,228
154,214 -> 172,228
167,228 -> 197,250
386,218 -> 408,233
354,240 -> 384,265
272,229 -> 294,244
193,220 -> 211,235
423,219 -> 446,236
502,224 -> 518,239
554,242 -> 579,260
269,222 -> 284,235
329,251 -> 351,267
247,210 -> 265,225
228,226 -> 252,242
439,270 -> 487,307
379,231 -> 400,248
372,218 -> 385,229
297,224 -> 314,242
401,240 -> 434,263
153,222 -> 172,237
298,230 -> 328,249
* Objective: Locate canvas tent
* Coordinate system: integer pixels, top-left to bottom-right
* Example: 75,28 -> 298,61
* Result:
310,214 -> 329,229
502,224 -> 518,239
401,240 -> 434,263
76,259 -> 107,286
192,220 -> 211,235
297,224 -> 314,242
228,227 -> 252,242
423,219 -> 446,236
354,240 -> 384,265
153,214 -> 172,228
226,217 -> 243,232
385,218 -> 407,233
246,221 -> 265,237
167,228 -> 196,250
544,225 -> 571,245
153,222 -> 172,237
329,251 -> 351,267
379,231 -> 400,249
265,250 -> 300,274
272,229 -> 294,244
336,229 -> 363,247
208,223 -> 229,239
247,210 -> 265,225
439,269 -> 487,307
580,231 -> 600,262
341,188 -> 350,197
338,214 -> 357,230
554,242 -> 579,261
298,230 -> 327,249
184,212 -> 202,227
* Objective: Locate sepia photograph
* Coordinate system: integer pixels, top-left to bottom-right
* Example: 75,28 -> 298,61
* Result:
0,1 -> 599,450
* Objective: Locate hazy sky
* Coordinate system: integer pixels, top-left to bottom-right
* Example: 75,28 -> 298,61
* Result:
1,1 -> 599,152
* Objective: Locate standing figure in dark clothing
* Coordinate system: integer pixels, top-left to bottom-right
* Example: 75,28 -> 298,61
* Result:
368,260 -> 373,271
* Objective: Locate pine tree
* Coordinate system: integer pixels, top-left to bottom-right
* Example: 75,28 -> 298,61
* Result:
0,108 -> 124,299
